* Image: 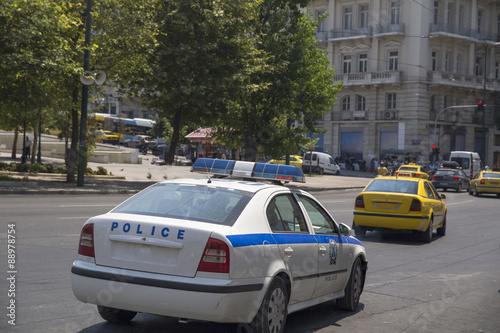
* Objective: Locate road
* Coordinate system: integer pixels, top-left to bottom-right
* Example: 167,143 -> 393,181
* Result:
0,190 -> 499,333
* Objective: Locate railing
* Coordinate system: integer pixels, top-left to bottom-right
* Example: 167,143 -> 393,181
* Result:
334,70 -> 401,85
375,23 -> 404,35
329,27 -> 372,40
430,23 -> 498,42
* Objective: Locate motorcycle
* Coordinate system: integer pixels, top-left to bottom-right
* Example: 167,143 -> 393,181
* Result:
345,157 -> 356,171
358,159 -> 367,172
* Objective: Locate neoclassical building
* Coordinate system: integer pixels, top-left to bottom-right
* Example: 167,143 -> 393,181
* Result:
308,0 -> 500,169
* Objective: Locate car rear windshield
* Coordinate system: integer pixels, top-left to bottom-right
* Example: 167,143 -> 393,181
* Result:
365,179 -> 418,194
398,167 -> 418,172
435,170 -> 455,176
483,173 -> 500,179
112,183 -> 253,226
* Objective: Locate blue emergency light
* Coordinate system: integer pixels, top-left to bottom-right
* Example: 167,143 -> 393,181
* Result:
191,158 -> 306,183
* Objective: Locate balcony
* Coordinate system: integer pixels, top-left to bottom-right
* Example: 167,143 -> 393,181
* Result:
315,31 -> 328,43
427,71 -> 500,92
329,27 -> 372,41
430,24 -> 499,42
374,23 -> 404,36
334,70 -> 401,87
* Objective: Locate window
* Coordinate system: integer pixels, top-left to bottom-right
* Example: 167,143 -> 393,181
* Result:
456,54 -> 462,74
434,1 -> 439,24
297,195 -> 338,235
360,5 -> 369,28
316,10 -> 325,33
390,1 -> 400,25
387,93 -> 397,109
342,96 -> 351,111
359,53 -> 368,72
477,11 -> 482,34
356,95 -> 366,111
432,51 -> 437,71
475,57 -> 483,76
444,52 -> 449,72
343,55 -> 352,73
496,62 -> 499,79
423,182 -> 437,199
344,7 -> 353,29
389,51 -> 399,70
266,194 -> 307,233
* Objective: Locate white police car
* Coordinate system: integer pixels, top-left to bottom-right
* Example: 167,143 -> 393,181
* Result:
71,159 -> 367,332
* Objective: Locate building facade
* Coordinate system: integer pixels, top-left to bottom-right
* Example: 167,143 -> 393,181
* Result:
308,0 -> 500,169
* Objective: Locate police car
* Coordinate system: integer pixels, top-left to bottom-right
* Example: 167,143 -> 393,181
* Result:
71,158 -> 367,332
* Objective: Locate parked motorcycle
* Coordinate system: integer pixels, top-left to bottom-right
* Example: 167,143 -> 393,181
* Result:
345,157 -> 356,170
358,159 -> 367,172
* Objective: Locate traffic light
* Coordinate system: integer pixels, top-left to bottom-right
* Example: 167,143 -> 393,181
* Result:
477,100 -> 484,112
432,144 -> 437,154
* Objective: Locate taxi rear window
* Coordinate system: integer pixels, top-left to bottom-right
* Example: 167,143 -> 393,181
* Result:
483,173 -> 500,179
112,183 -> 253,226
365,179 -> 418,194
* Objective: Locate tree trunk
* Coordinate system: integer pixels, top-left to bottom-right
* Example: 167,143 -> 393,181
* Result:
166,108 -> 182,165
66,87 -> 80,183
31,107 -> 42,164
11,126 -> 19,159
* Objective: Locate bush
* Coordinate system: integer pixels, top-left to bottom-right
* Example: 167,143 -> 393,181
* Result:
0,162 -> 9,171
85,167 -> 96,175
96,166 -> 108,175
9,163 -> 30,172
53,165 -> 67,174
29,163 -> 47,173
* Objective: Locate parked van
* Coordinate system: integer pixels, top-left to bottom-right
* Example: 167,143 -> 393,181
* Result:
302,152 -> 340,175
449,151 -> 482,178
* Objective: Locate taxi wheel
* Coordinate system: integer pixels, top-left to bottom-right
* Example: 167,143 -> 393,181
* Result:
437,214 -> 446,236
352,221 -> 366,239
473,188 -> 480,197
421,218 -> 433,243
97,305 -> 137,323
337,257 -> 364,311
238,277 -> 288,333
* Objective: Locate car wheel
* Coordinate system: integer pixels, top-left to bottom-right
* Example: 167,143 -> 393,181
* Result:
468,186 -> 473,195
456,184 -> 461,192
473,188 -> 480,197
437,214 -> 446,236
421,218 -> 433,243
238,277 -> 288,333
352,221 -> 366,239
318,168 -> 324,175
97,305 -> 137,323
337,257 -> 364,311
124,142 -> 129,147
443,188 -> 447,192
336,169 -> 340,175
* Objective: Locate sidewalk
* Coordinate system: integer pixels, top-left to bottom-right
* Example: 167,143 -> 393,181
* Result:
0,153 -> 373,194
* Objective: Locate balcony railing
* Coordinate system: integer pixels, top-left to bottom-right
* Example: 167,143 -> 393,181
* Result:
375,23 -> 404,35
329,27 -> 372,40
334,70 -> 401,86
315,31 -> 328,42
427,71 -> 500,92
430,24 -> 498,42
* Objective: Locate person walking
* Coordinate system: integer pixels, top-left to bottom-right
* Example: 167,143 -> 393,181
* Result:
25,137 -> 32,159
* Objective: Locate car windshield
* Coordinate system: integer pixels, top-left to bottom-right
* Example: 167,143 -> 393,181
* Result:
483,173 -> 500,179
112,183 -> 253,226
365,179 -> 418,194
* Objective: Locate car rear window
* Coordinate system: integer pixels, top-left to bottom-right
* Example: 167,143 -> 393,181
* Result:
398,167 -> 418,172
435,170 -> 455,176
365,179 -> 418,194
112,183 -> 253,226
483,173 -> 500,179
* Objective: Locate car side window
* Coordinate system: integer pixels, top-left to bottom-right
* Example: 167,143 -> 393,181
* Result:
423,182 -> 436,199
266,194 -> 308,233
297,195 -> 338,235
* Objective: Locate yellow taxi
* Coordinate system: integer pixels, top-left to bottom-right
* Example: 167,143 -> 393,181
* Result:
394,163 -> 430,179
353,176 -> 447,242
469,170 -> 500,197
268,154 -> 303,168
95,130 -> 119,144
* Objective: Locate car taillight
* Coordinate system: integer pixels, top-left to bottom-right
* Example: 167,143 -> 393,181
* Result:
433,175 -> 437,179
355,195 -> 365,209
480,179 -> 485,184
394,172 -> 398,175
78,223 -> 95,258
454,176 -> 458,180
409,199 -> 421,212
415,173 -> 420,177
198,238 -> 230,273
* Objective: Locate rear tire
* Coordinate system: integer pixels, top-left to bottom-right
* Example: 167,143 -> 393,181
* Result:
473,188 -> 480,197
421,218 -> 433,243
456,184 -> 461,192
97,306 -> 136,324
238,277 -> 288,333
337,257 -> 364,311
352,221 -> 366,239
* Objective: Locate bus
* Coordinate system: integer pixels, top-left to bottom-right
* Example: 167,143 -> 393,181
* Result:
93,113 -> 155,143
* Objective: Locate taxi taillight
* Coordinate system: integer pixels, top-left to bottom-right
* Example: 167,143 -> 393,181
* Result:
480,179 -> 485,184
409,199 -> 421,212
198,238 -> 230,274
78,223 -> 95,258
433,175 -> 437,179
355,195 -> 365,209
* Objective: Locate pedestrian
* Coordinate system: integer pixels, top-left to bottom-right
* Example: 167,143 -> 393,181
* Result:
372,158 -> 379,175
25,137 -> 32,159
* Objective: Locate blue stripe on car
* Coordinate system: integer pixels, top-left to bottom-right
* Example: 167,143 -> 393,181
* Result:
227,233 -> 363,247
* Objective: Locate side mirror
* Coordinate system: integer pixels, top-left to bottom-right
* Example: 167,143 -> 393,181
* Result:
440,194 -> 447,199
339,223 -> 351,237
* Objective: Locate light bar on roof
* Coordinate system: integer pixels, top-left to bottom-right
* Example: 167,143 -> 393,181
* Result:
191,158 -> 306,183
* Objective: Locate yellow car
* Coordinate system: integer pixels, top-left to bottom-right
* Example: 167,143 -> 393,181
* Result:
95,130 -> 119,144
469,171 -> 500,197
353,176 -> 447,242
395,163 -> 430,179
268,155 -> 303,168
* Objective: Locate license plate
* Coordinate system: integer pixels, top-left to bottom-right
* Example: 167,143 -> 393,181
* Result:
375,202 -> 398,209
398,173 -> 411,177
491,182 -> 499,185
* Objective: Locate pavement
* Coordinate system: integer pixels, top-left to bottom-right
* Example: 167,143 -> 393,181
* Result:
0,152 -> 373,194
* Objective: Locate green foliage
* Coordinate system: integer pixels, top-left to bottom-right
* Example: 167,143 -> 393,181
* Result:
9,163 -> 30,173
96,166 -> 108,175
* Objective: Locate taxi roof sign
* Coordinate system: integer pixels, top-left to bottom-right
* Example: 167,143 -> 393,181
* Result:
191,158 -> 306,183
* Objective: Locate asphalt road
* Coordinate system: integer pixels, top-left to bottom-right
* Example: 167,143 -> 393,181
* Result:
0,190 -> 499,333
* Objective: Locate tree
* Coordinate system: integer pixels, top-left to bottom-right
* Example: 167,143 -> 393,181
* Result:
214,0 -> 340,161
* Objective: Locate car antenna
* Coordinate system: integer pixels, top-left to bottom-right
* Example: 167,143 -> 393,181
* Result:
202,158 -> 212,183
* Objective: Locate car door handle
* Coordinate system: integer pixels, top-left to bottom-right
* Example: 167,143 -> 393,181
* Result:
319,246 -> 327,256
284,247 -> 293,256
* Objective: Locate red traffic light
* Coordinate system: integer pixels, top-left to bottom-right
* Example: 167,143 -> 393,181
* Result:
432,144 -> 436,149
478,101 -> 482,105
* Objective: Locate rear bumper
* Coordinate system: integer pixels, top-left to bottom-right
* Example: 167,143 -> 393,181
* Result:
432,181 -> 459,190
71,260 -> 266,323
353,211 -> 429,231
476,185 -> 500,194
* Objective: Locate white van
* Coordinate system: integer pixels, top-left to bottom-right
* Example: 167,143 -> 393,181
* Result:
302,152 -> 341,175
449,151 -> 482,178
